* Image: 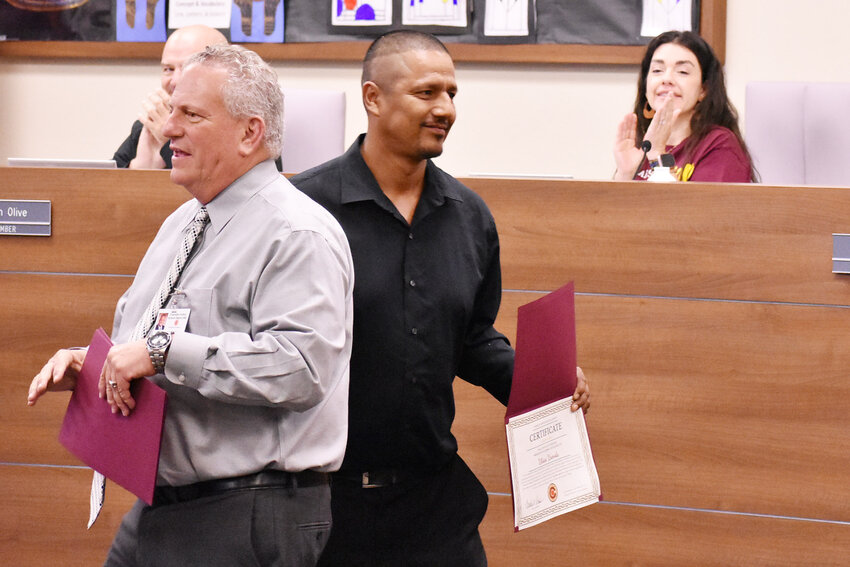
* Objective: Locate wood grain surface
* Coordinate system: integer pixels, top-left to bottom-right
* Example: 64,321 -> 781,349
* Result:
2,166 -> 848,565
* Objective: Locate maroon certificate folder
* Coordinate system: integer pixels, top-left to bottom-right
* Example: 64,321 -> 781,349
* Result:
505,281 -> 577,420
58,328 -> 166,504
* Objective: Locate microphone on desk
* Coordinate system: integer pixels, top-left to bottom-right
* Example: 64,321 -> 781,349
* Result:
647,153 -> 677,182
632,140 -> 652,180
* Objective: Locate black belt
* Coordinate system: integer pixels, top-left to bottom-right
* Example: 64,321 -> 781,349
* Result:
332,469 -> 423,489
153,469 -> 329,507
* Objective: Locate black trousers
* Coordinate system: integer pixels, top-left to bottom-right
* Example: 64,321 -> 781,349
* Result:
318,455 -> 489,567
104,483 -> 330,567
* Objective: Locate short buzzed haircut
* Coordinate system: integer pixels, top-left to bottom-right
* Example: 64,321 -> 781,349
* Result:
361,30 -> 450,85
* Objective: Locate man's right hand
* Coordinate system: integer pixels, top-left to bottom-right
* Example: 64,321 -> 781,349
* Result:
27,349 -> 86,406
139,88 -> 171,148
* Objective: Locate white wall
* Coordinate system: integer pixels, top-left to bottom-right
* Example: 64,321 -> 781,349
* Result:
1,0 -> 849,181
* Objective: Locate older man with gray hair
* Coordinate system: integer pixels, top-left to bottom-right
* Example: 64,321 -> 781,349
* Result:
29,45 -> 353,566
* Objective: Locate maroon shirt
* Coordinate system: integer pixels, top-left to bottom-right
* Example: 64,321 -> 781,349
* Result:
636,126 -> 751,182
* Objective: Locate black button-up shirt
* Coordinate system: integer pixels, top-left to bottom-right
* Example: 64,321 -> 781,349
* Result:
292,135 -> 514,473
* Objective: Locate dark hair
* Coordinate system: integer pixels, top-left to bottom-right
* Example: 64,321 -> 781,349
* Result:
633,31 -> 756,181
361,30 -> 449,85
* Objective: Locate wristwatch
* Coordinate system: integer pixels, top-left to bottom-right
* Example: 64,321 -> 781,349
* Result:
146,330 -> 172,374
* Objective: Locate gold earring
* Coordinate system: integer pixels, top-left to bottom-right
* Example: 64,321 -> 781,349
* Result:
642,101 -> 656,120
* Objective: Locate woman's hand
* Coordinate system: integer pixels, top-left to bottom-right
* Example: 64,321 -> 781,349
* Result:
642,95 -> 681,161
613,112 -> 644,181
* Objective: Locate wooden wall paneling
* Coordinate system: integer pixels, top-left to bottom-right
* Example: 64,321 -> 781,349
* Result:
1,274 -> 130,465
10,171 -> 849,307
454,292 -> 850,523
478,496 -> 850,567
5,168 -> 850,564
6,471 -> 844,567
466,178 -> 850,305
0,168 -> 185,274
0,465 -> 135,566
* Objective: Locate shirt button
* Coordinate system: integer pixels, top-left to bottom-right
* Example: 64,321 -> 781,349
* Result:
409,279 -> 416,287
408,232 -> 414,240
178,374 -> 186,383
411,327 -> 418,335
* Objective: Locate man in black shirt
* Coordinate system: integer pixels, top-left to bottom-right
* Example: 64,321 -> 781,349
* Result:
113,25 -> 227,170
292,31 -> 589,566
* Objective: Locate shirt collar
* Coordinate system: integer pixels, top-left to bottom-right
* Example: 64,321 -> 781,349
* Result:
200,159 -> 280,235
339,134 -> 465,209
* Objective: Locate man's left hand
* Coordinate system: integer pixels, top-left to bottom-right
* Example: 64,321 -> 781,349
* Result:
571,366 -> 590,414
98,340 -> 154,416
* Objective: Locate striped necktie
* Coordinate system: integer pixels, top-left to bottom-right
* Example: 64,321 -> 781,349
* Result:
130,205 -> 209,341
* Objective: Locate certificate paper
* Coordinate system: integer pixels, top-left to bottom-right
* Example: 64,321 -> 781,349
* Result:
506,398 -> 600,531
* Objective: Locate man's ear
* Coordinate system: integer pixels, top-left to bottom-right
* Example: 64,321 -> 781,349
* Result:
362,81 -> 381,117
239,116 -> 265,156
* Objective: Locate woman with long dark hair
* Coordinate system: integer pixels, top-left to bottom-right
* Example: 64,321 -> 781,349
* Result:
613,31 -> 756,182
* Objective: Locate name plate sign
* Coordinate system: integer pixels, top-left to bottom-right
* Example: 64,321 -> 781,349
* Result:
0,200 -> 51,236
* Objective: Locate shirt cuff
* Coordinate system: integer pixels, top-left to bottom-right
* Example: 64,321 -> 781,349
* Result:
164,332 -> 212,389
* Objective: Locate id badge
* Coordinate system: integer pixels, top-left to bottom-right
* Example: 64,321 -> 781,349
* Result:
160,290 -> 191,333
154,308 -> 190,333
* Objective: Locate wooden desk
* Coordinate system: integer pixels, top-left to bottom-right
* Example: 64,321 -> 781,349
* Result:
2,168 -> 848,565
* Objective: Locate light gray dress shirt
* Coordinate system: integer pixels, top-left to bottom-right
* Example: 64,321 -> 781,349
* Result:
111,160 -> 353,486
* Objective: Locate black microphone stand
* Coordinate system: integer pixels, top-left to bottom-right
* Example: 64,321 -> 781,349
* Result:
631,140 -> 652,180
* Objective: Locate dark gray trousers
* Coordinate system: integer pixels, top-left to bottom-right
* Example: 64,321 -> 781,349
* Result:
104,483 -> 330,567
